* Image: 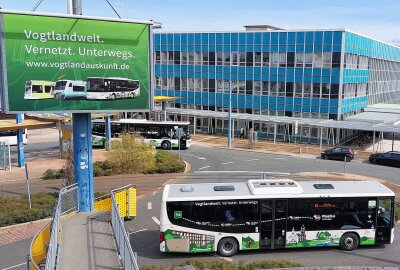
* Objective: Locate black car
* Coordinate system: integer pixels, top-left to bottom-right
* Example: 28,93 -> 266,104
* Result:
321,146 -> 355,161
369,151 -> 400,167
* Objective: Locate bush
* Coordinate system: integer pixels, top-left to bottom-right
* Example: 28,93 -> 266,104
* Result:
106,134 -> 156,174
141,259 -> 303,270
93,161 -> 114,177
0,192 -> 57,227
238,260 -> 303,270
146,150 -> 185,174
42,169 -> 62,180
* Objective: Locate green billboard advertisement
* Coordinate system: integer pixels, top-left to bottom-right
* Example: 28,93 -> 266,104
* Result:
0,11 -> 152,112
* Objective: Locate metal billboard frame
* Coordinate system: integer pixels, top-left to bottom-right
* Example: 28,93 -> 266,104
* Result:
0,10 -> 154,113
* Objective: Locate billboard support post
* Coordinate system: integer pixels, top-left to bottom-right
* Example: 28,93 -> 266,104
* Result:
72,113 -> 94,212
16,113 -> 25,168
105,115 -> 112,150
70,0 -> 93,212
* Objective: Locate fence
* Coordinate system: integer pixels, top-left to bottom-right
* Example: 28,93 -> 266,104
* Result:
29,184 -> 79,270
0,141 -> 11,170
111,185 -> 139,270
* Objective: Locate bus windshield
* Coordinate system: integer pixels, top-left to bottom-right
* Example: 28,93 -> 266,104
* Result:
55,81 -> 67,90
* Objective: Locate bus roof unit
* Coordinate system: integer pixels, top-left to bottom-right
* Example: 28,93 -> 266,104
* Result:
165,179 -> 395,201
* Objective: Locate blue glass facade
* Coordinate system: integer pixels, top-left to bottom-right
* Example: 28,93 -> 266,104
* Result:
153,29 -> 400,141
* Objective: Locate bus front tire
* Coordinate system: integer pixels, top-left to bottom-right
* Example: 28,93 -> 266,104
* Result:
217,237 -> 238,257
340,233 -> 359,251
161,141 -> 171,150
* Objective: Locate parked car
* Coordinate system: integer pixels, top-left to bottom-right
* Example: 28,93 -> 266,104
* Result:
321,146 -> 355,161
369,151 -> 400,167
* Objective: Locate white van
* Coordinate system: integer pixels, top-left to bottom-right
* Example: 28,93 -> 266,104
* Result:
54,80 -> 87,100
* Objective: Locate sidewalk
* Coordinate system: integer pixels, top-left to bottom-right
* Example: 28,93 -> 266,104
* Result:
191,134 -> 373,160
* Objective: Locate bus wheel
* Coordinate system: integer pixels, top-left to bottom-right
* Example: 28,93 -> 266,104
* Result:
130,92 -> 135,99
217,237 -> 238,257
161,141 -> 171,150
340,233 -> 359,251
112,94 -> 116,100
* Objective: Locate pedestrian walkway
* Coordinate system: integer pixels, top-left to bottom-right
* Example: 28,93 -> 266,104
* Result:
58,211 -> 120,270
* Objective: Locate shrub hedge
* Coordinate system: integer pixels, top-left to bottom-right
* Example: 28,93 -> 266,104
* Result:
0,192 -> 57,227
141,259 -> 303,270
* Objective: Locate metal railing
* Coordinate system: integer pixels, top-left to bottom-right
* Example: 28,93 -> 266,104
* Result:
30,183 -> 79,270
110,185 -> 139,270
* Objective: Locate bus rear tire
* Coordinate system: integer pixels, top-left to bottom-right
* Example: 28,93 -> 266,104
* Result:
161,141 -> 171,150
217,237 -> 238,257
340,233 -> 359,251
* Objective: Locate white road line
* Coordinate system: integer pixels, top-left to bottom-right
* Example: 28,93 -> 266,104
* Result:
198,165 -> 210,170
152,216 -> 160,225
246,158 -> 259,161
1,262 -> 27,270
152,190 -> 157,196
162,179 -> 175,186
274,157 -> 286,160
128,229 -> 148,235
221,162 -> 235,165
182,154 -> 206,160
147,202 -> 152,210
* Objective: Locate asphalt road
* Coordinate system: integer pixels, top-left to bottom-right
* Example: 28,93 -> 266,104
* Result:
127,145 -> 400,267
181,144 -> 400,184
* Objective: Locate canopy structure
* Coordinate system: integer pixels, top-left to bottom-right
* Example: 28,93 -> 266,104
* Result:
0,119 -> 52,131
154,96 -> 178,103
167,108 -> 400,134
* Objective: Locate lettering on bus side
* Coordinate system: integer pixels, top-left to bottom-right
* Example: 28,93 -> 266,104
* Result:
167,200 -> 260,234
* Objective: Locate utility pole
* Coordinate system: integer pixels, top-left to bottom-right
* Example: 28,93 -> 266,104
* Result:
69,0 -> 94,212
228,81 -> 232,149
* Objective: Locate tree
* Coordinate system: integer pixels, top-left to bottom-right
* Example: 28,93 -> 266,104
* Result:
62,142 -> 74,187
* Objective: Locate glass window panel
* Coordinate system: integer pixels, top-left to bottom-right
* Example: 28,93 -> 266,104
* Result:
313,53 -> 323,68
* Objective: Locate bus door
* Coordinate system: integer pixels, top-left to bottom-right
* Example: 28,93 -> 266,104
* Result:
260,200 -> 287,249
375,197 -> 394,244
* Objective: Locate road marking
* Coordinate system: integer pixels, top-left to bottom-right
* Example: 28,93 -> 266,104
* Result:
182,154 -> 206,160
246,158 -> 259,161
198,165 -> 210,170
152,216 -> 160,225
152,190 -> 157,196
128,229 -> 148,235
2,262 -> 27,270
221,162 -> 234,165
274,157 -> 286,160
148,202 -> 152,210
162,179 -> 175,186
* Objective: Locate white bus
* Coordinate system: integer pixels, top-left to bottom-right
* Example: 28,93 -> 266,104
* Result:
86,77 -> 140,100
54,80 -> 87,100
92,119 -> 192,150
160,179 -> 395,256
0,129 -> 28,145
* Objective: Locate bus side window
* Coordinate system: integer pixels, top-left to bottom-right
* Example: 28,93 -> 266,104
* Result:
32,85 -> 42,93
45,86 -> 52,93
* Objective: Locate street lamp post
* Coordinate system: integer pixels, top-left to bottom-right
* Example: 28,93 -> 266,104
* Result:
228,81 -> 232,149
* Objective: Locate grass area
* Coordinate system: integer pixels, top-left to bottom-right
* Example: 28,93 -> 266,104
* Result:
141,259 -> 303,270
0,192 -> 57,227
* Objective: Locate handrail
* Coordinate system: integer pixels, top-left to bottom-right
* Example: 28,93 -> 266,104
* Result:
111,186 -> 139,270
29,221 -> 51,269
29,183 -> 78,270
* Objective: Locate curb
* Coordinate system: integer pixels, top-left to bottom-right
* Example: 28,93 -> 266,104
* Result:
183,160 -> 192,173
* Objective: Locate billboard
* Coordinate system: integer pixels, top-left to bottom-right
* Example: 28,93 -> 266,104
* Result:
0,11 -> 152,113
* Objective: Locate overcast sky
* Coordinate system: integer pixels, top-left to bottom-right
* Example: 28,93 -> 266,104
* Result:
1,0 -> 399,44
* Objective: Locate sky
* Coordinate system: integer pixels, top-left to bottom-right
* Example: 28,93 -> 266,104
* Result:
0,0 -> 399,44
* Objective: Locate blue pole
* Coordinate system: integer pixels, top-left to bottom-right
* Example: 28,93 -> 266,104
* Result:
228,82 -> 232,149
16,114 -> 25,168
105,115 -> 112,150
72,113 -> 94,212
